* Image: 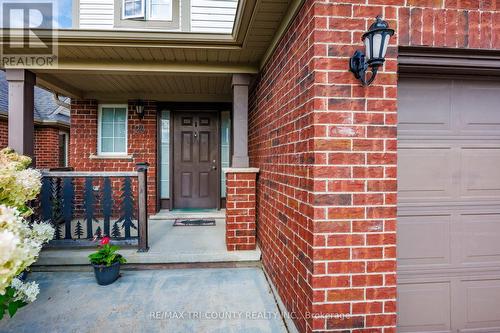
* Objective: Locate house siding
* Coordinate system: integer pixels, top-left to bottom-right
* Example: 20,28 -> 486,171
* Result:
78,0 -> 115,29
249,1 -> 500,332
77,0 -> 237,33
191,0 -> 238,33
0,118 -> 66,169
69,100 -> 157,215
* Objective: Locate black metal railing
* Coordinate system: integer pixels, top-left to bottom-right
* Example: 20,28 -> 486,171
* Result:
36,164 -> 149,252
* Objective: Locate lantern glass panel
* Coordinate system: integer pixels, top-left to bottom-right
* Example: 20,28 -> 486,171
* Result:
372,33 -> 382,59
381,34 -> 390,58
364,36 -> 371,60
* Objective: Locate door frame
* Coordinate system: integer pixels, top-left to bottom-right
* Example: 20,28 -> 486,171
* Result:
156,102 -> 232,212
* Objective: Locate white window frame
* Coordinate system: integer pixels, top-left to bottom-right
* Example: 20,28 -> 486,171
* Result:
59,131 -> 69,167
97,104 -> 128,156
122,0 -> 146,19
148,0 -> 173,21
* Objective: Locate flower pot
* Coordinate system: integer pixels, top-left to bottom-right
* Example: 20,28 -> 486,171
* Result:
92,262 -> 121,286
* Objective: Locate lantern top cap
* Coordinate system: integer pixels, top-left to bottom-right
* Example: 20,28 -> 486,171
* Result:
362,16 -> 394,40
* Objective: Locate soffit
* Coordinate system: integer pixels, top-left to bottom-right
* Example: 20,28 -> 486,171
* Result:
37,72 -> 233,102
2,0 -> 304,100
52,0 -> 293,68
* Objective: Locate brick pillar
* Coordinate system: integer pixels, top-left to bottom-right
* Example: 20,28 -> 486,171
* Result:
225,168 -> 259,251
309,9 -> 398,332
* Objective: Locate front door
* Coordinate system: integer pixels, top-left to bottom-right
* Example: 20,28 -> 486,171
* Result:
173,112 -> 219,209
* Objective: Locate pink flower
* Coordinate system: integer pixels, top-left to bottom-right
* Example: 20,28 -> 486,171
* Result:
100,236 -> 110,245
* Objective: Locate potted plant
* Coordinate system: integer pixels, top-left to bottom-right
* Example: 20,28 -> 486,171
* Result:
88,236 -> 127,286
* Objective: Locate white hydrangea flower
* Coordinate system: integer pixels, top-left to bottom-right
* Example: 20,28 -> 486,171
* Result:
15,169 -> 42,200
0,230 -> 19,266
0,149 -> 41,212
0,205 -> 54,295
31,222 -> 55,244
0,149 -> 50,304
10,278 -> 39,303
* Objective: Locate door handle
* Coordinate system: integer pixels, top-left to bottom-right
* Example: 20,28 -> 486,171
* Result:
211,165 -> 217,170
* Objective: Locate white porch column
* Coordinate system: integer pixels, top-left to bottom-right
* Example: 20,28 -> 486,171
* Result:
6,69 -> 36,158
231,74 -> 251,168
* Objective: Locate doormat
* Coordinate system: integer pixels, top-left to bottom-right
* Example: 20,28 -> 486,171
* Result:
173,219 -> 216,226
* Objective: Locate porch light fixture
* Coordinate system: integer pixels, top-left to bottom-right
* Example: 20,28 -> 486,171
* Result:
349,16 -> 394,86
135,99 -> 145,119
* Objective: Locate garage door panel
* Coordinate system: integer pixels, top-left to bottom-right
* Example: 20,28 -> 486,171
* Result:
398,214 -> 451,267
455,81 -> 500,135
398,281 -> 451,333
398,77 -> 500,332
460,148 -> 500,200
398,147 -> 454,201
460,213 -> 500,265
398,78 -> 453,135
457,278 -> 500,332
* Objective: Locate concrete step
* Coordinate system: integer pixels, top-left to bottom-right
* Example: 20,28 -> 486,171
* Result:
36,247 -> 261,265
150,209 -> 226,220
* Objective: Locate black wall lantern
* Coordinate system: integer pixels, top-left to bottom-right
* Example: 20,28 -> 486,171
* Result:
135,99 -> 145,119
349,16 -> 394,86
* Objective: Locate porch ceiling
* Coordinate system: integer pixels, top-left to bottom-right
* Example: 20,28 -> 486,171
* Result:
37,72 -> 233,102
15,0 -> 304,100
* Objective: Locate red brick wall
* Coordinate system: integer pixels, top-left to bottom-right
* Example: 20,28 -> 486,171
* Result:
34,127 -> 61,169
0,118 -> 65,169
398,1 -> 500,49
250,1 -> 500,332
69,100 -> 157,215
225,171 -> 257,251
248,1 -> 317,331
0,119 -> 7,148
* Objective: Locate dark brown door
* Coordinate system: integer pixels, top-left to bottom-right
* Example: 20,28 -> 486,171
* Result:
173,112 -> 219,209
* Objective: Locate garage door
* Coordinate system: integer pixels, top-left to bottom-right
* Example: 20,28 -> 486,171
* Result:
397,77 -> 500,332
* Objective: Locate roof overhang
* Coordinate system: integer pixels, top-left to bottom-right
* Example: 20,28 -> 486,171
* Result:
1,0 -> 305,101
0,111 -> 70,130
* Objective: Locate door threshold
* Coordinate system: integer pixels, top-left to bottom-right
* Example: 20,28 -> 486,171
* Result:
150,209 -> 225,220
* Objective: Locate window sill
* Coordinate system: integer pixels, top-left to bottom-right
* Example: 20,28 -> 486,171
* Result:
89,154 -> 133,160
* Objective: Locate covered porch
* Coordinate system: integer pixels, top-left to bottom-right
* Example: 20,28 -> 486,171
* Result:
2,0 -> 298,263
36,212 -> 261,266
5,60 -> 260,259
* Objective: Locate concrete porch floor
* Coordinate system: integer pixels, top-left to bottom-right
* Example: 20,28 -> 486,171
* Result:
0,267 -> 288,333
149,209 -> 227,220
36,216 -> 261,266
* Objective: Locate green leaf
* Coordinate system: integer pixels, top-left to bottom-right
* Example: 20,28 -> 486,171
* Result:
88,243 -> 126,265
8,302 -> 18,317
6,287 -> 15,298
0,306 -> 5,320
16,301 -> 27,309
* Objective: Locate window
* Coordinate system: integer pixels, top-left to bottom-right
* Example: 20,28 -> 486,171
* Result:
149,0 -> 172,20
160,110 -> 170,199
123,0 -> 145,19
122,0 -> 172,21
98,105 -> 128,155
220,111 -> 231,198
